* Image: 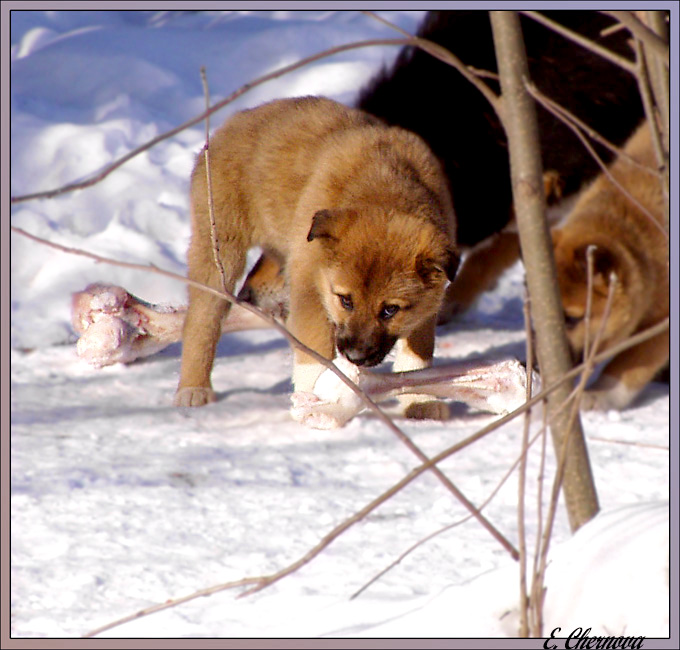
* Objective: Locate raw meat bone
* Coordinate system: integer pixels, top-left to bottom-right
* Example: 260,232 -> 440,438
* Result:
290,356 -> 536,430
71,283 -> 272,368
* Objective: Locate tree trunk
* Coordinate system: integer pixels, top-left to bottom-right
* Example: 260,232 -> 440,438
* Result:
489,11 -> 599,532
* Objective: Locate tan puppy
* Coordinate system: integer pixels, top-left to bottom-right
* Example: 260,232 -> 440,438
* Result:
175,96 -> 459,420
552,122 -> 668,410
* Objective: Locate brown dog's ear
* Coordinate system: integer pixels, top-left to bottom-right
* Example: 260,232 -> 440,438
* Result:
307,208 -> 359,243
416,246 -> 460,286
443,246 -> 461,282
307,210 -> 338,242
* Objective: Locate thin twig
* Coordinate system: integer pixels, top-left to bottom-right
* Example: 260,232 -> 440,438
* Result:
11,37 -> 415,205
520,11 -> 636,74
360,10 -> 503,125
195,67 -> 518,560
11,226 -> 667,422
200,66 -> 229,295
525,81 -> 662,179
633,37 -> 668,198
11,222 -> 518,560
518,292 -> 534,637
82,311 -> 667,637
602,10 -> 669,63
525,83 -> 668,240
530,270 -> 618,638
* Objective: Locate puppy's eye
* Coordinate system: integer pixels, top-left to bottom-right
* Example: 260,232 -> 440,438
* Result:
564,313 -> 582,329
379,304 -> 400,320
337,294 -> 353,311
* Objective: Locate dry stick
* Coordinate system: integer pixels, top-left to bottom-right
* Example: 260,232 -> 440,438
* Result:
351,420 -> 552,602
520,11 -> 636,74
530,398 -> 549,636
644,10 -> 670,149
634,39 -> 664,163
200,66 -> 229,295
14,224 -> 516,556
12,224 -> 516,559
530,270 -> 619,638
526,247 -> 598,636
603,10 -> 670,63
633,36 -> 670,226
196,67 -> 518,559
525,82 -> 668,241
11,37 -> 416,205
360,10 -> 503,123
81,309 -> 667,638
491,10 -> 598,534
582,246 -> 598,362
517,293 -> 535,637
11,28 -> 502,207
525,81 -> 662,179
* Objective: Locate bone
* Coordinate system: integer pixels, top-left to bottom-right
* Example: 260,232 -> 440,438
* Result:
290,356 -> 536,429
71,283 -> 272,367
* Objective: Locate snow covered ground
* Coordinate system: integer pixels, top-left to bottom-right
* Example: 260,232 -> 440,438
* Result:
9,9 -> 673,641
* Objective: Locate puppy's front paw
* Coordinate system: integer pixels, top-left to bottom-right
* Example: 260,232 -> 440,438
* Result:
404,399 -> 449,421
290,392 -> 347,430
579,375 -> 637,412
174,386 -> 216,407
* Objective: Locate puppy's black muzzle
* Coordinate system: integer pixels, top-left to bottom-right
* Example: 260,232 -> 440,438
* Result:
336,333 -> 398,368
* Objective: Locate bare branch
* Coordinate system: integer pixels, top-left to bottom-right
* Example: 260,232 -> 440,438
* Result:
529,270 -> 618,638
11,223 -> 518,563
11,37 -> 415,205
602,10 -> 669,63
200,66 -> 230,295
79,302 -> 667,636
360,10 -> 503,125
193,68 -> 518,559
524,82 -> 668,240
520,11 -> 636,74
490,10 -> 599,533
518,293 -> 534,637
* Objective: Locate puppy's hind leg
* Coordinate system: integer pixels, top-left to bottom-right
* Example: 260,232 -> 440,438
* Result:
175,246 -> 246,407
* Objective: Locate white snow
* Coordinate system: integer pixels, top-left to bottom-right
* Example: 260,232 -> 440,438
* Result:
9,9 -> 672,641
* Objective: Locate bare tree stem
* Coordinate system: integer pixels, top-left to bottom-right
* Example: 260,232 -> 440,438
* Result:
490,10 -> 599,533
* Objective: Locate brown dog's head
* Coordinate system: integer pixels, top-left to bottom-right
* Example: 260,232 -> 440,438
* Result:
552,229 -> 642,358
308,207 -> 459,367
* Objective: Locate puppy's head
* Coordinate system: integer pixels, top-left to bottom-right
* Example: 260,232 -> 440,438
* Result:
552,229 -> 641,357
308,207 -> 459,367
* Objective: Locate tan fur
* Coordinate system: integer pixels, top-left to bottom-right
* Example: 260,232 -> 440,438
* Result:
175,96 -> 458,419
552,122 -> 668,410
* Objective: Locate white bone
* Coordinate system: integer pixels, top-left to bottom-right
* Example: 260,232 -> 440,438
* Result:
71,283 -> 270,367
290,356 -> 536,429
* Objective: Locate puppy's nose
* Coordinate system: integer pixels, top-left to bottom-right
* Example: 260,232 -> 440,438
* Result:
342,349 -> 371,367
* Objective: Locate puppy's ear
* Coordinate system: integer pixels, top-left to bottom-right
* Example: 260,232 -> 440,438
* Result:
443,246 -> 461,282
307,210 -> 338,242
307,208 -> 359,243
416,246 -> 460,286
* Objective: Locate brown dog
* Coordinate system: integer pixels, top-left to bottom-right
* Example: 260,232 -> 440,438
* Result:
175,96 -> 459,420
552,122 -> 668,410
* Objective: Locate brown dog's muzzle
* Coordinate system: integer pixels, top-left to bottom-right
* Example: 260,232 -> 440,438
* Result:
336,331 -> 398,368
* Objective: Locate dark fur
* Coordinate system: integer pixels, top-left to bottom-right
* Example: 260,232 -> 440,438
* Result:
356,11 -> 645,247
